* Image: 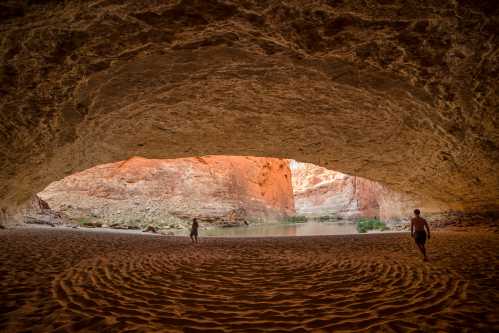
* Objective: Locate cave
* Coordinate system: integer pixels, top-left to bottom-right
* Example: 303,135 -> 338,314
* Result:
28,156 -> 408,235
1,0 -> 498,331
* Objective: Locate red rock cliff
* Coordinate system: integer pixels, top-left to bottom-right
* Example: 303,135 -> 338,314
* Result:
291,161 -> 415,221
39,156 -> 294,226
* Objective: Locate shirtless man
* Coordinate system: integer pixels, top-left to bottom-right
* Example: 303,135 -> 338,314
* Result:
411,209 -> 430,261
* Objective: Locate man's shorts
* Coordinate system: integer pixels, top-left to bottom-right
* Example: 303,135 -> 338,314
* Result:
414,230 -> 427,245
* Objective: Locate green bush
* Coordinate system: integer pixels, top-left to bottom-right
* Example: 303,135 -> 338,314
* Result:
77,217 -> 90,225
356,218 -> 388,233
285,215 -> 308,223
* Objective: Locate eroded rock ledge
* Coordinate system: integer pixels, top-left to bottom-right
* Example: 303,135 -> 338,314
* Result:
1,1 -> 497,223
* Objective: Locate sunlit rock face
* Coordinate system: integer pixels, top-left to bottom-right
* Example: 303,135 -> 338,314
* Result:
291,161 -> 416,221
1,1 -> 498,222
38,156 -> 294,226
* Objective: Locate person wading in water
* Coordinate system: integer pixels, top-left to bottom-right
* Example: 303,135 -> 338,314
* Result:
190,218 -> 199,244
411,209 -> 431,261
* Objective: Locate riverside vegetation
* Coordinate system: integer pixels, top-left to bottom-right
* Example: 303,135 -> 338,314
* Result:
356,218 -> 389,233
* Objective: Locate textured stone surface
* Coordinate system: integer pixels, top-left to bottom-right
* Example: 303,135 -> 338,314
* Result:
21,195 -> 69,226
291,161 -> 416,221
38,156 -> 294,226
1,1 -> 498,220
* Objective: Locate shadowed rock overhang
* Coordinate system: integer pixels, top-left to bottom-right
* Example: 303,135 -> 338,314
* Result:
0,0 -> 498,218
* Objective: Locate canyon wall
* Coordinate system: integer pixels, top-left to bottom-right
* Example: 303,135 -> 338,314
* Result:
291,161 -> 416,221
38,156 -> 294,227
1,0 -> 497,225
21,195 -> 69,226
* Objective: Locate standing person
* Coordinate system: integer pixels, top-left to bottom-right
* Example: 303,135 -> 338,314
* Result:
411,209 -> 430,261
190,218 -> 199,244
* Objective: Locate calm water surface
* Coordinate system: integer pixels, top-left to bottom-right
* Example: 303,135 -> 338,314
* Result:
202,221 -> 370,237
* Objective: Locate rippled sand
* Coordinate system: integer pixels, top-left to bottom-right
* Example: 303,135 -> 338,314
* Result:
0,228 -> 497,332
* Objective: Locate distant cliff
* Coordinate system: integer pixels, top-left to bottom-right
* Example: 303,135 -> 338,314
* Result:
39,156 -> 295,228
291,161 -> 414,221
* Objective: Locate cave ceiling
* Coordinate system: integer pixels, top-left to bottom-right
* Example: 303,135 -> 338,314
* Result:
0,0 -> 498,213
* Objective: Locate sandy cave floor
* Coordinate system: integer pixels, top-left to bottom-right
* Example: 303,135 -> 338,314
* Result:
0,228 -> 497,332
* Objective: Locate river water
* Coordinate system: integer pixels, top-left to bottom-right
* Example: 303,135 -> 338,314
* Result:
201,220 -> 371,237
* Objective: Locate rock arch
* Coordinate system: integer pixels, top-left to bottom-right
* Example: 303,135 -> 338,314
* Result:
1,0 -> 497,220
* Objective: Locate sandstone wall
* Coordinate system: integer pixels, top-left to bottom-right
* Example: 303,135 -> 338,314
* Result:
291,161 -> 417,221
1,1 -> 498,224
38,156 -> 294,226
25,195 -> 69,225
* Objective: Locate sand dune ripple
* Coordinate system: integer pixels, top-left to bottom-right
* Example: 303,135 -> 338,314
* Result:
0,228 -> 497,332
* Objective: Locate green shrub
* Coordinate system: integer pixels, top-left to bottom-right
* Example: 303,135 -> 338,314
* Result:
77,217 -> 90,225
356,218 -> 388,233
318,215 -> 340,222
285,215 -> 308,223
